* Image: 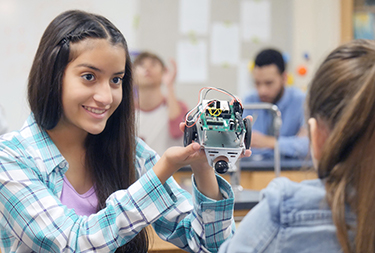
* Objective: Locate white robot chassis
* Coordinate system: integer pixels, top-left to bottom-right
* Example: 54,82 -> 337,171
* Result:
183,87 -> 252,174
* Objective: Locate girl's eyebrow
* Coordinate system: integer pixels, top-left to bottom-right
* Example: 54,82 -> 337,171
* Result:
76,63 -> 102,72
76,63 -> 125,75
114,71 -> 125,76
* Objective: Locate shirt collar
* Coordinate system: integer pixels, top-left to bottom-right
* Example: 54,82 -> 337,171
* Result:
26,114 -> 66,174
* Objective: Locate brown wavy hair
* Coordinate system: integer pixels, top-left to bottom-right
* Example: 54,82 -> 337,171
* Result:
307,39 -> 375,253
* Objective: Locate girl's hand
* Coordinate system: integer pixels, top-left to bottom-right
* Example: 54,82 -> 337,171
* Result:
154,115 -> 252,200
153,142 -> 206,184
178,118 -> 252,200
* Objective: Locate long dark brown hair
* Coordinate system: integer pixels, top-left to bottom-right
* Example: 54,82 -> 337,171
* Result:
307,39 -> 375,253
28,10 -> 148,252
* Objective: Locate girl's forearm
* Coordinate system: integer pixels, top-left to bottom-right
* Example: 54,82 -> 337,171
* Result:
191,164 -> 222,200
152,155 -> 177,184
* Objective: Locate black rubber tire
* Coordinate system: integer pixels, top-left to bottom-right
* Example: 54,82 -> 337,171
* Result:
243,117 -> 252,149
184,119 -> 198,147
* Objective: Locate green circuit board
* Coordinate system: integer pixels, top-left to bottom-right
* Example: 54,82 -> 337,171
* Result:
200,103 -> 243,133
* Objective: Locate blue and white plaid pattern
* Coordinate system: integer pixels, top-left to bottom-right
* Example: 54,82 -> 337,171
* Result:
0,115 -> 235,252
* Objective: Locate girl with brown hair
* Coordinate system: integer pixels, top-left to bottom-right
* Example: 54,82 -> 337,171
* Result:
0,10 -> 249,253
219,39 -> 375,252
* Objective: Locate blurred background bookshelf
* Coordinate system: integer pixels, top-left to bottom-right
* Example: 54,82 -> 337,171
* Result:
342,0 -> 375,42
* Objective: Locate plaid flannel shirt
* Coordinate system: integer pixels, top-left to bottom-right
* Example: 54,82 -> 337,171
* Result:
0,115 -> 235,252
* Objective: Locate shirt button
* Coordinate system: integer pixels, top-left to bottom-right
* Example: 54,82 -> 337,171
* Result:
59,161 -> 67,169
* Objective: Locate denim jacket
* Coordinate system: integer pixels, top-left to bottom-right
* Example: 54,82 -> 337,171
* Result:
219,177 -> 356,253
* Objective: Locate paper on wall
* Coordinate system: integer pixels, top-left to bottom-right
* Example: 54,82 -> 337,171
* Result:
237,60 -> 254,100
241,0 -> 271,42
179,0 -> 210,35
177,40 -> 208,83
210,22 -> 240,66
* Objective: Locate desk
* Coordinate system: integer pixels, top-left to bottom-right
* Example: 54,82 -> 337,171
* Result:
175,157 -> 316,191
148,226 -> 184,253
233,189 -> 260,218
237,156 -> 316,190
240,156 -> 313,171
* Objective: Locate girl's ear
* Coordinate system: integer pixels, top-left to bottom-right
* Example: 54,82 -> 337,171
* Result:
308,118 -> 329,161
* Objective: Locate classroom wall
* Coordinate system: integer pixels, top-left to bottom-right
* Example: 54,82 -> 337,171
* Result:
0,0 -> 340,131
137,0 -> 295,109
137,0 -> 341,109
0,0 -> 140,131
291,0 -> 341,91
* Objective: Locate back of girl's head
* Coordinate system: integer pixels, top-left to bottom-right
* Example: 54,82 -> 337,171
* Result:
307,39 -> 375,253
28,10 -> 131,130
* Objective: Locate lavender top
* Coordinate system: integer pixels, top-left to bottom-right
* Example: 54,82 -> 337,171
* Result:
60,176 -> 98,216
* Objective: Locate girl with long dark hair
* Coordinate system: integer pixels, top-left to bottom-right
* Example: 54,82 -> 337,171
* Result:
0,10 -> 248,253
219,39 -> 375,253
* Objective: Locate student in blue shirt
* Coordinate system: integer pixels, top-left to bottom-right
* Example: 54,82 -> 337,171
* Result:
0,10 -> 250,253
219,39 -> 375,252
243,49 -> 309,158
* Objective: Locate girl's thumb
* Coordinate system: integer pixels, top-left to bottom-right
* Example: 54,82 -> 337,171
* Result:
185,142 -> 201,155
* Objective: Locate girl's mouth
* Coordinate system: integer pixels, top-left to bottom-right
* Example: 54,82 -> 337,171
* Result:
82,105 -> 107,114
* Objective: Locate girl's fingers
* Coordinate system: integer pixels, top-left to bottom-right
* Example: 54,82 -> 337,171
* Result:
240,149 -> 252,158
179,122 -> 185,132
165,143 -> 201,162
245,115 -> 253,122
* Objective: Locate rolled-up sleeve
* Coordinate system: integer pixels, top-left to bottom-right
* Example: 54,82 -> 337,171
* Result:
0,144 -> 191,252
137,139 -> 235,252
152,174 -> 235,253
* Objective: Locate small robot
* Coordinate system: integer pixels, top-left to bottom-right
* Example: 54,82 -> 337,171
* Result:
183,87 -> 251,174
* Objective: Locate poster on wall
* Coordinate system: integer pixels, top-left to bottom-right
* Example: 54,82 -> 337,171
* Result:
179,0 -> 210,35
210,22 -> 240,66
237,60 -> 253,99
177,40 -> 208,83
241,0 -> 271,42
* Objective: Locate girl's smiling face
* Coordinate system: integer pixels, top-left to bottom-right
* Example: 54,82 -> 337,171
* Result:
57,38 -> 125,136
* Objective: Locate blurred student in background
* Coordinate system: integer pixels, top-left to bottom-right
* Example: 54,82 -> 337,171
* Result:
133,52 -> 188,155
0,105 -> 8,135
220,39 -> 375,253
243,49 -> 308,158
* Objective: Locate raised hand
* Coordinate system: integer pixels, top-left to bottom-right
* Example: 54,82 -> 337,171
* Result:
162,59 -> 177,90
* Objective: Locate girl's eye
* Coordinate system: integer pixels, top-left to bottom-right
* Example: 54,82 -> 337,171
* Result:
112,77 -> 123,85
82,74 -> 95,81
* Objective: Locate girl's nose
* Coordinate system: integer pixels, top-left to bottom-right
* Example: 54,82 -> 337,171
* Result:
93,82 -> 113,106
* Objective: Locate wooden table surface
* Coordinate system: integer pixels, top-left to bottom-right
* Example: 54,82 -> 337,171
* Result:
148,225 -> 185,253
148,210 -> 249,253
